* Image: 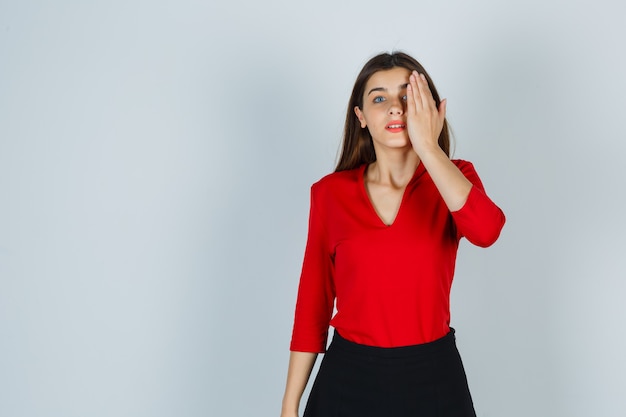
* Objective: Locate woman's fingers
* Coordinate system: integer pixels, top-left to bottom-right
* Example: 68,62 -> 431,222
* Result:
415,72 -> 437,110
411,71 -> 446,125
408,71 -> 440,114
405,70 -> 447,154
407,71 -> 423,110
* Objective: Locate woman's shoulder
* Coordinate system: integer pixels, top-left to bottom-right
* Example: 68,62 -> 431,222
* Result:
310,165 -> 365,199
313,165 -> 364,189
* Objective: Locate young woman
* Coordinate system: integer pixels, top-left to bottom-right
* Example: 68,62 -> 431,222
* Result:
280,52 -> 505,417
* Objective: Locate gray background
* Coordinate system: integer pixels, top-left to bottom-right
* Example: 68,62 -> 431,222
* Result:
1,0 -> 625,416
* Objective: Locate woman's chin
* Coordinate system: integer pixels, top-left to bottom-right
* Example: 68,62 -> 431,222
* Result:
375,139 -> 412,151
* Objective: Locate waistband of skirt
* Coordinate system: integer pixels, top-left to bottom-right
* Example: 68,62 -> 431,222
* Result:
329,328 -> 457,358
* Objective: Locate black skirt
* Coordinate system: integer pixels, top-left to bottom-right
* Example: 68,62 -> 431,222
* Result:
303,329 -> 476,417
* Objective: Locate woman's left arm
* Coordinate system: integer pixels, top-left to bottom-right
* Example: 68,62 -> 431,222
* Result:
406,70 -> 474,210
406,71 -> 505,246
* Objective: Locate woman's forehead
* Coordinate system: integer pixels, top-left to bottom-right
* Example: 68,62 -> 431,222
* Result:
365,67 -> 411,89
364,67 -> 411,95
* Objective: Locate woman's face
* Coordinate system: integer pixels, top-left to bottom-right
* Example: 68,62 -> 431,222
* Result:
354,67 -> 412,150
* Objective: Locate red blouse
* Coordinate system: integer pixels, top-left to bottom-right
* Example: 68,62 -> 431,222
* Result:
290,160 -> 505,353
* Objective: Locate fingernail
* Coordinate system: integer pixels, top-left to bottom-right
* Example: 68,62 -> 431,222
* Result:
420,73 -> 426,81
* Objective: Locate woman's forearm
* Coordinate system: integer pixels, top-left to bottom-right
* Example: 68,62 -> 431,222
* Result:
281,351 -> 318,416
418,146 -> 472,211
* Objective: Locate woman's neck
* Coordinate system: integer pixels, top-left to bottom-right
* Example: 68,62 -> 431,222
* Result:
366,149 -> 420,187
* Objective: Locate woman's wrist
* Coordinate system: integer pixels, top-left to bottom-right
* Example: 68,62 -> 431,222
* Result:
413,141 -> 446,162
280,402 -> 299,416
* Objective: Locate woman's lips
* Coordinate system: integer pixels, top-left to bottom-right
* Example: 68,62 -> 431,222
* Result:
385,121 -> 406,133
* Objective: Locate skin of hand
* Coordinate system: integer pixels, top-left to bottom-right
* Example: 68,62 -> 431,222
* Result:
405,70 -> 447,157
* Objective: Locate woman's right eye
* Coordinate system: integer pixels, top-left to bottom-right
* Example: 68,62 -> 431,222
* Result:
373,96 -> 385,103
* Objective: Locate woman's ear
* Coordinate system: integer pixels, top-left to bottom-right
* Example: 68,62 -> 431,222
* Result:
354,106 -> 367,128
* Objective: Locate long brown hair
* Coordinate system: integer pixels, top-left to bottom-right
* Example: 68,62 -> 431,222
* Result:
335,52 -> 451,172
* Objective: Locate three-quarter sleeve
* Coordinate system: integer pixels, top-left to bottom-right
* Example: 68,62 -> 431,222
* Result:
450,160 -> 506,247
289,184 -> 335,353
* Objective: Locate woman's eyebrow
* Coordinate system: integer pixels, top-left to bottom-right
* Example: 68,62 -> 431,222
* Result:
367,84 -> 409,96
367,87 -> 386,96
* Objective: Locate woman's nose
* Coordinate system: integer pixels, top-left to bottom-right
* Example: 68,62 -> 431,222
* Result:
388,98 -> 405,115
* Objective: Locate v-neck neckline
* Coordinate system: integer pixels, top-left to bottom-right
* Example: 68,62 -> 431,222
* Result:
359,162 -> 425,227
